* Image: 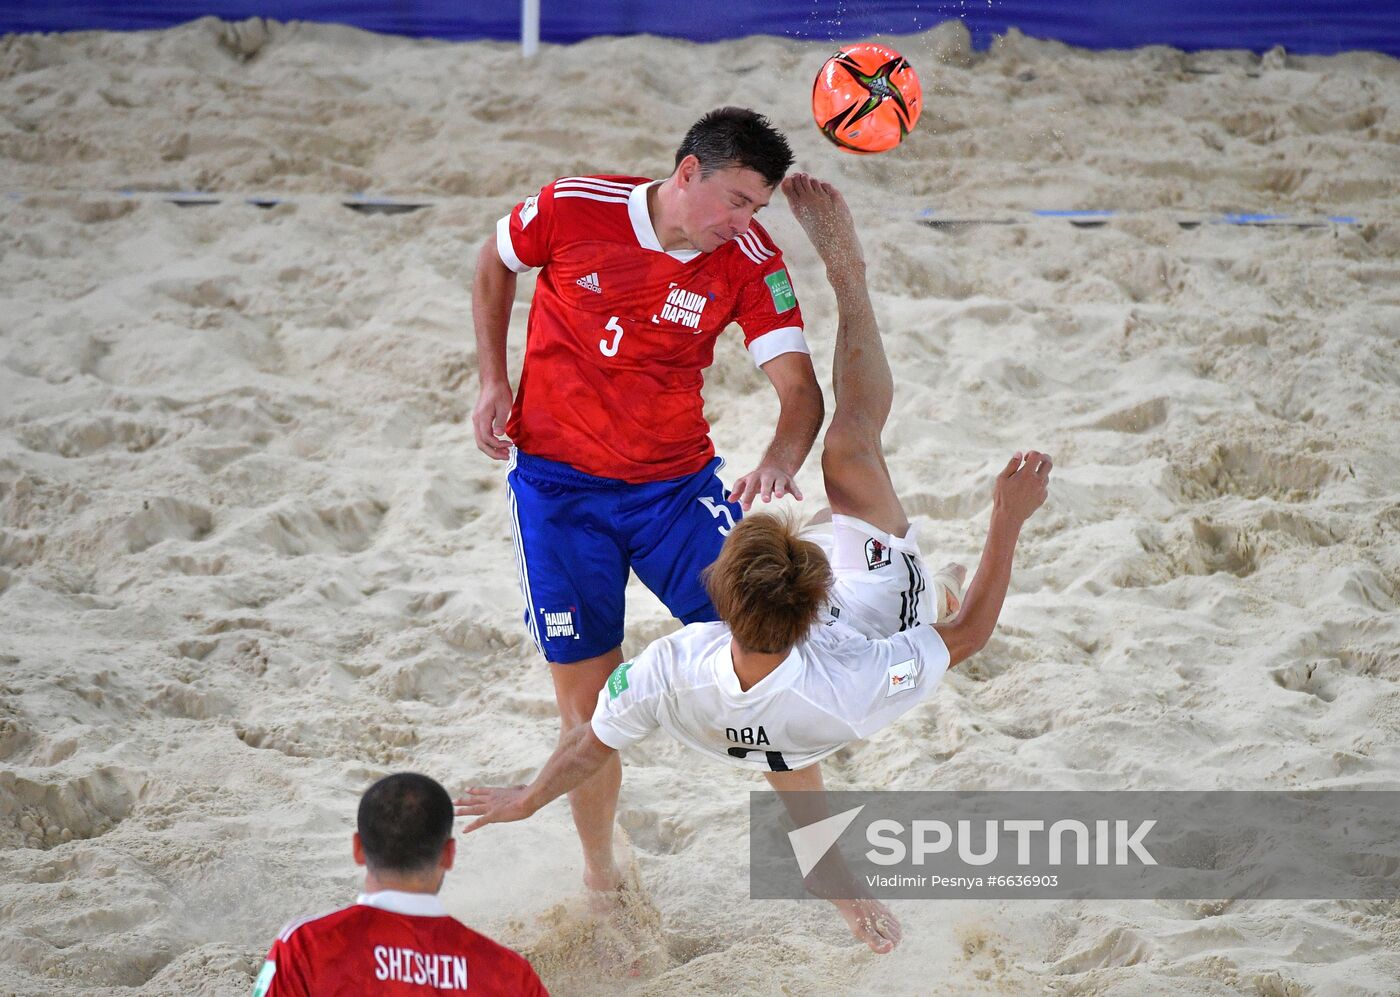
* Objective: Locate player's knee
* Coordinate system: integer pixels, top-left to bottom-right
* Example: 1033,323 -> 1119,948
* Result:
822,417 -> 880,468
821,424 -> 884,497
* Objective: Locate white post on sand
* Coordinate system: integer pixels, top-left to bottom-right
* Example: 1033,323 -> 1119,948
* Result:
522,0 -> 540,58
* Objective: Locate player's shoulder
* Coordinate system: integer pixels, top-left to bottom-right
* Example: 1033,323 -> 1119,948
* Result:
558,173 -> 648,187
806,616 -> 871,652
747,216 -> 783,252
538,175 -> 646,244
450,919 -> 536,965
634,621 -> 728,681
806,618 -> 931,670
274,903 -> 357,946
794,625 -> 898,717
548,174 -> 648,205
654,620 -> 730,659
726,217 -> 785,269
799,621 -> 889,688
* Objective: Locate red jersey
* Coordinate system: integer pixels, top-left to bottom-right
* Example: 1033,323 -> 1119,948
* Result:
495,175 -> 808,483
254,891 -> 548,996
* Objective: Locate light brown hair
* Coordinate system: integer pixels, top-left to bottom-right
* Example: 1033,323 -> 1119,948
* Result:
703,513 -> 833,654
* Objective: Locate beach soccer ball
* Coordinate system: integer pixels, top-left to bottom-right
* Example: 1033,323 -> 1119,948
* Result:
811,42 -> 922,154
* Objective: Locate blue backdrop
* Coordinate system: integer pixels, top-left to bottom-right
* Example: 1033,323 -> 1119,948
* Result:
2,1 -> 1397,57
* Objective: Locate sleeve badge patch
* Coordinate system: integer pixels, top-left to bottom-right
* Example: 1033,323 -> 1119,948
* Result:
885,659 -> 919,697
765,268 -> 797,312
606,661 -> 634,699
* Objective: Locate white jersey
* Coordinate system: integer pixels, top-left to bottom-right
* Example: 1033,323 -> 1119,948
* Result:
590,617 -> 950,772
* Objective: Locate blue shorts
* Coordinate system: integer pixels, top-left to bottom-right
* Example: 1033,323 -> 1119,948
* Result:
506,450 -> 743,663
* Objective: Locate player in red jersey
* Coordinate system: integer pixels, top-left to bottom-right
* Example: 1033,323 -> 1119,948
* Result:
471,108 -> 824,904
253,774 -> 546,996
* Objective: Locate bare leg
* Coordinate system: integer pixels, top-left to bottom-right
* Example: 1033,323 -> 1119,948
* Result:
782,173 -> 906,537
549,651 -> 624,897
783,174 -> 966,608
764,763 -> 903,954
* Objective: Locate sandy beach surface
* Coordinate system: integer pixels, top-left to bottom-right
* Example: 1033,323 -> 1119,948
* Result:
2,16 -> 1399,995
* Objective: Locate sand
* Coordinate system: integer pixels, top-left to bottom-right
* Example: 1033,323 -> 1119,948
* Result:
2,15 -> 1399,995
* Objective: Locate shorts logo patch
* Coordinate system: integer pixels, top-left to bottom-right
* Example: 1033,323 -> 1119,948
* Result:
885,659 -> 918,697
764,268 -> 797,312
607,661 -> 633,699
541,607 -> 580,640
865,537 -> 891,570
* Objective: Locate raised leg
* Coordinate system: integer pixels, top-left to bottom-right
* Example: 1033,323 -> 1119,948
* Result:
782,173 -> 906,537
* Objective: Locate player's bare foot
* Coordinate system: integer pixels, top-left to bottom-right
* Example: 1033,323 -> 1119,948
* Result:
583,862 -> 626,916
831,896 -> 902,954
582,869 -> 664,976
781,172 -> 865,280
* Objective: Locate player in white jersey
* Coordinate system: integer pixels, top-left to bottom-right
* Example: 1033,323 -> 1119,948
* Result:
456,174 -> 1052,953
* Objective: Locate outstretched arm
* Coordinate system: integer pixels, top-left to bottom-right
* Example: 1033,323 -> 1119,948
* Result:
454,721 -> 616,832
935,451 -> 1052,667
729,351 -> 824,510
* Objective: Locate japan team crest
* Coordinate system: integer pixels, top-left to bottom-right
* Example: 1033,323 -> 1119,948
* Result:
865,537 -> 891,570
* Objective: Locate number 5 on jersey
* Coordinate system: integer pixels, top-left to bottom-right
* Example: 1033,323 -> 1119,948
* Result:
600,316 -> 624,357
699,495 -> 735,536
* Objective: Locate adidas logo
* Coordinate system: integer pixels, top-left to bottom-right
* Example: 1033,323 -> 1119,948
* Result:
576,272 -> 601,294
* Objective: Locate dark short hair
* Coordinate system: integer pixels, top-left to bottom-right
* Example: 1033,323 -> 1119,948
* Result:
675,107 -> 794,188
357,773 -> 454,874
703,512 -> 832,654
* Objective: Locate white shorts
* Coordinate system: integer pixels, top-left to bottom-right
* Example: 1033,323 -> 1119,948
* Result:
801,514 -> 953,641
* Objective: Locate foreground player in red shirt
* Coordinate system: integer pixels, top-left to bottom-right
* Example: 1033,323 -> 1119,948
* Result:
254,773 -> 546,996
471,108 -> 824,902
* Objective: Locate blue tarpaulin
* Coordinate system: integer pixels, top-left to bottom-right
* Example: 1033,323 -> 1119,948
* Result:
2,1 -> 1397,57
